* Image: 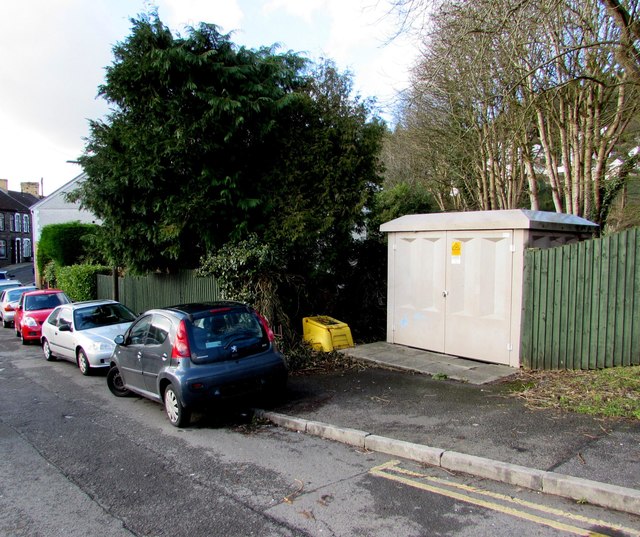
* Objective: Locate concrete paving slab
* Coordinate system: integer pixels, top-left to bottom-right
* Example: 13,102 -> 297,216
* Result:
341,342 -> 516,385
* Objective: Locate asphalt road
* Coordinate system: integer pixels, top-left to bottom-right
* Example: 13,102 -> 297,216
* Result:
1,327 -> 638,537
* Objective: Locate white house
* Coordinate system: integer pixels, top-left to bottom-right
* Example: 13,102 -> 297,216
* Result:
30,172 -> 100,283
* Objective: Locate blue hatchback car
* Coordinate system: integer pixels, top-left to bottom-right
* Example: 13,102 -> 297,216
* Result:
107,302 -> 288,427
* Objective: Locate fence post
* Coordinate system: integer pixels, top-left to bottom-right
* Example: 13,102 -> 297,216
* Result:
112,267 -> 119,302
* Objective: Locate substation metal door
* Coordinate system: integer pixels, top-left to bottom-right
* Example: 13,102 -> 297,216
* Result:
390,230 -> 514,365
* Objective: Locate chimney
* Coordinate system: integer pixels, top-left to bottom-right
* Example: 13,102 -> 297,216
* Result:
21,181 -> 40,197
0,179 -> 7,192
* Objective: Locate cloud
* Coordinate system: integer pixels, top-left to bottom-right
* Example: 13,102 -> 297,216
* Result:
262,0 -> 326,23
157,0 -> 244,33
0,0 -> 131,189
0,0 -> 419,193
255,0 -> 417,116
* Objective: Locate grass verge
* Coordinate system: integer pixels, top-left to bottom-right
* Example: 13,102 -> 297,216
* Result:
506,366 -> 640,420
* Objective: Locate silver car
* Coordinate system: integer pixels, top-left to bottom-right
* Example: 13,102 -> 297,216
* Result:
0,280 -> 22,292
0,285 -> 36,328
41,300 -> 137,375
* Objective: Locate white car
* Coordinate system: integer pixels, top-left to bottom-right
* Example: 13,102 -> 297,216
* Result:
0,285 -> 36,327
41,300 -> 137,375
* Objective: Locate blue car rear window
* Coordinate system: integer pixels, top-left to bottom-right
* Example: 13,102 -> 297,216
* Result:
187,310 -> 269,362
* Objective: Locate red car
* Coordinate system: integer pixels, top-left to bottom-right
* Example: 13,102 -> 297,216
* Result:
15,289 -> 70,345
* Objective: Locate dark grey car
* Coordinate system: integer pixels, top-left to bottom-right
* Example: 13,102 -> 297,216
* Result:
107,302 -> 288,427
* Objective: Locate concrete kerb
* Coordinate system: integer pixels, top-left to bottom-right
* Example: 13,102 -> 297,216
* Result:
306,420 -> 368,448
254,409 -> 640,517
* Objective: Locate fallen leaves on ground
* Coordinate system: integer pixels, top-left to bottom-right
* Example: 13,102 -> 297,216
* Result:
290,352 -> 368,376
283,479 -> 305,504
506,367 -> 640,420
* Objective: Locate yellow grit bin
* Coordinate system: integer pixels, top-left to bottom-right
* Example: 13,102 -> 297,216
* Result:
302,316 -> 354,352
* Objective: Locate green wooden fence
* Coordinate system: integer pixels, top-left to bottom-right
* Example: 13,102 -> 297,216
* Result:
521,227 -> 640,369
97,270 -> 219,315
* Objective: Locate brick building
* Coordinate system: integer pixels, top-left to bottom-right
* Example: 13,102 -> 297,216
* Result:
0,179 -> 40,267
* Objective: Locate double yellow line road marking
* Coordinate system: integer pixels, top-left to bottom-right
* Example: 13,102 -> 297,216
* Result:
370,460 -> 639,536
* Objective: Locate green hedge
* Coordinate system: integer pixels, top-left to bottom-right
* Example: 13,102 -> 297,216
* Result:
37,222 -> 101,275
54,264 -> 111,302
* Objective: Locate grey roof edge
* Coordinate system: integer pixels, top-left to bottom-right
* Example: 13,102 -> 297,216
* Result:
380,209 -> 599,233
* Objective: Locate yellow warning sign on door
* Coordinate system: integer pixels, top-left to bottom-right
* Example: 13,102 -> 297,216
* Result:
451,241 -> 462,264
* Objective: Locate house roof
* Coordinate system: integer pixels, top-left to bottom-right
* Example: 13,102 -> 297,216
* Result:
0,189 -> 39,212
30,172 -> 87,210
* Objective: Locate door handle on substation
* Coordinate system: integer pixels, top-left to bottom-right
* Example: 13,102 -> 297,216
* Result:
442,290 -> 449,297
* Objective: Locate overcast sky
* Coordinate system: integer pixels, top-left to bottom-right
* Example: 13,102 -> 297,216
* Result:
0,0 -> 419,196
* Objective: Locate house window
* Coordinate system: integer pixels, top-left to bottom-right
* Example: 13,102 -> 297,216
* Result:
14,213 -> 21,232
23,239 -> 32,258
9,215 -> 14,232
0,240 -> 6,258
0,213 -> 4,231
23,214 -> 30,233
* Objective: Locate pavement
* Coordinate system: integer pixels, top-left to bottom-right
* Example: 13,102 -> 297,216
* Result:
257,342 -> 640,517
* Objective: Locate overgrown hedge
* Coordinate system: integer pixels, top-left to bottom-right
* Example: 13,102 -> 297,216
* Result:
37,222 -> 101,275
53,264 -> 111,302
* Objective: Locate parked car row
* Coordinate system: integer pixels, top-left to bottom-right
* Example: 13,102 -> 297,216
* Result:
42,300 -> 137,374
15,289 -> 71,344
4,292 -> 288,428
0,284 -> 36,327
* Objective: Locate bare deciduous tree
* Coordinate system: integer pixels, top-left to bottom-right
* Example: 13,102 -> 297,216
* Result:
383,0 -> 640,226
